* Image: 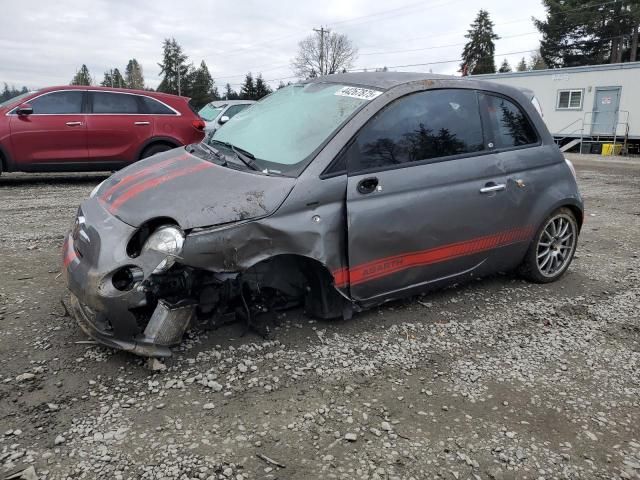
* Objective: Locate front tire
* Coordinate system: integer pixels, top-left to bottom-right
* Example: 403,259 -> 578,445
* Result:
519,207 -> 578,283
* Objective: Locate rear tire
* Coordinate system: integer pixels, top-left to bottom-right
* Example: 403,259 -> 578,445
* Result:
141,143 -> 173,159
519,207 -> 578,283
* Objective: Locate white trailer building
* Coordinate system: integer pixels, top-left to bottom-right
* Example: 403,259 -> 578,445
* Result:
475,61 -> 640,154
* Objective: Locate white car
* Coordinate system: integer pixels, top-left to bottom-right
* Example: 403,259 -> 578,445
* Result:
198,100 -> 255,135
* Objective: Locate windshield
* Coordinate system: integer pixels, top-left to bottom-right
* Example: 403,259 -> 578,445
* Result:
0,90 -> 36,110
209,83 -> 377,173
198,104 -> 225,121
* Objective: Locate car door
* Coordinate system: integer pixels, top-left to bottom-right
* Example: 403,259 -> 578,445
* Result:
86,91 -> 153,166
345,88 -> 524,302
9,90 -> 88,167
478,92 -> 554,267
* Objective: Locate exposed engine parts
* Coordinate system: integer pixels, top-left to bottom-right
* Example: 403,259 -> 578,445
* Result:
131,256 -> 348,349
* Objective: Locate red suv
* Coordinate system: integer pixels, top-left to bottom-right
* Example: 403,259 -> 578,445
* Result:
0,86 -> 205,175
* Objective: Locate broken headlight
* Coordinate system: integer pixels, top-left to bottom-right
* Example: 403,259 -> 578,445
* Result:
142,225 -> 184,274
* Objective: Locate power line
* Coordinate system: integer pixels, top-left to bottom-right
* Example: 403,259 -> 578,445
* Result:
189,0 -> 630,89
348,48 -> 542,72
209,0 -> 626,83
359,32 -> 540,57
210,0 -> 463,59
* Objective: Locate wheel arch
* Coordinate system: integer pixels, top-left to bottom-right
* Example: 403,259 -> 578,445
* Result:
241,253 -> 347,320
542,198 -> 584,231
137,136 -> 182,160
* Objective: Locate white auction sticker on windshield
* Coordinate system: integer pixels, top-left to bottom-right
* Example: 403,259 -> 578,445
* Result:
334,86 -> 382,101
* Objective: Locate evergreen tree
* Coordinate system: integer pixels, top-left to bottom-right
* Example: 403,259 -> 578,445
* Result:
277,81 -> 287,90
240,72 -> 256,100
112,68 -> 125,88
188,60 -> 219,109
529,52 -> 548,70
101,68 -> 125,88
498,59 -> 512,73
516,57 -> 528,72
158,38 -> 190,95
460,10 -> 500,75
0,83 -> 30,102
71,64 -> 92,86
254,74 -> 272,100
125,59 -> 145,90
534,0 -> 640,67
224,83 -> 239,100
101,71 -> 113,87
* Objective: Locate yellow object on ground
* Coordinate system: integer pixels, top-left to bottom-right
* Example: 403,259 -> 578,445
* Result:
602,143 -> 623,156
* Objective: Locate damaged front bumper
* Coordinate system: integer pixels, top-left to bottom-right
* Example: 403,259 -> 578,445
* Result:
69,294 -> 194,357
63,199 -> 197,357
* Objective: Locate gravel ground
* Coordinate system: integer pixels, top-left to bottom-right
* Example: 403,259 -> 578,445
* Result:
0,154 -> 638,480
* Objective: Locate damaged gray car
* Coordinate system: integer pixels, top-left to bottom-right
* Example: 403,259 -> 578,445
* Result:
63,72 -> 583,357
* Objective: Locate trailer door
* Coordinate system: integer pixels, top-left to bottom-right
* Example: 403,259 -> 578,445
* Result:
591,87 -> 621,136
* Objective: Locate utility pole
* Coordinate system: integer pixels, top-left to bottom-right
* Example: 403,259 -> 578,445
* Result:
313,26 -> 330,75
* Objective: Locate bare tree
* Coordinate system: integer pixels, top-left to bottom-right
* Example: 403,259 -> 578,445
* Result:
292,30 -> 358,79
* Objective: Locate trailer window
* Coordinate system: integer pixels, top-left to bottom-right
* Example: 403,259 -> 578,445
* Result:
557,90 -> 583,110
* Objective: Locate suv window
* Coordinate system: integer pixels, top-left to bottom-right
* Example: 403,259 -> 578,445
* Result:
141,96 -> 176,115
29,91 -> 84,114
223,104 -> 249,121
347,89 -> 484,173
92,92 -> 140,114
479,93 -> 538,148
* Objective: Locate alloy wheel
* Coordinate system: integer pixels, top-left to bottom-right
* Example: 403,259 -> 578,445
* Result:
536,213 -> 577,278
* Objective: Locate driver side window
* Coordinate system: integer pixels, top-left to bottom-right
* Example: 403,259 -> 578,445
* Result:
29,91 -> 85,114
347,89 -> 484,174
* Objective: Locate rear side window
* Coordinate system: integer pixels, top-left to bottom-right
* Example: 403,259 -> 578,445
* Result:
29,91 -> 84,114
224,104 -> 250,120
480,93 -> 538,148
141,96 -> 176,115
92,92 -> 140,114
348,89 -> 484,173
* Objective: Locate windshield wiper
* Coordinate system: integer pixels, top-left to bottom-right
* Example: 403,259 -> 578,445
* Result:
188,143 -> 227,166
210,140 -> 260,171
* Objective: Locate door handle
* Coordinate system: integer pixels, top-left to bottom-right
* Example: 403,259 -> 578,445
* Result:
134,121 -> 151,126
65,121 -> 82,127
480,183 -> 506,194
357,177 -> 379,195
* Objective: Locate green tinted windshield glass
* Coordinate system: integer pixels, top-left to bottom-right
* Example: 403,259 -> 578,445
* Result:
210,83 -> 375,168
198,104 -> 224,121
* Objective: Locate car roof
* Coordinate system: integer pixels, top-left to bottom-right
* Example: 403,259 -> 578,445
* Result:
207,100 -> 256,107
307,71 -> 458,90
36,85 -> 188,101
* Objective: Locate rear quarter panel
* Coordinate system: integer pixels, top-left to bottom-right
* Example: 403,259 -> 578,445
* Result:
153,97 -> 204,145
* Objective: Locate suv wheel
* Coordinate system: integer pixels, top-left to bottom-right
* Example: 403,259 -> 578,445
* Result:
141,143 -> 172,159
519,207 -> 578,283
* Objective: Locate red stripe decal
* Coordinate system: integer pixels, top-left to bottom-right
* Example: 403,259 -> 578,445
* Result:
100,154 -> 189,202
332,226 -> 534,287
333,267 -> 349,289
108,162 -> 213,213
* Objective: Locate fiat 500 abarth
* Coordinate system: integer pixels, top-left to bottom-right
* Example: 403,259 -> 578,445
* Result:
63,72 -> 583,357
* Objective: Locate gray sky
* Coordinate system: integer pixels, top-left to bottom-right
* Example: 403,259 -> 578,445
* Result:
0,0 -> 547,91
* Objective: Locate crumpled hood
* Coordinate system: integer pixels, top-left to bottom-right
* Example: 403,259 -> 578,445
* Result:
94,148 -> 296,229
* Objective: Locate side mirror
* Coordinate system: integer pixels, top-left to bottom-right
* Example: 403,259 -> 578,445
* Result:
219,115 -> 230,125
16,103 -> 33,116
